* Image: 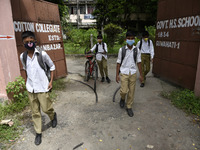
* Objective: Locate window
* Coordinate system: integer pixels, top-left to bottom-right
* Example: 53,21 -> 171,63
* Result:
70,6 -> 77,14
80,6 -> 86,14
87,6 -> 94,14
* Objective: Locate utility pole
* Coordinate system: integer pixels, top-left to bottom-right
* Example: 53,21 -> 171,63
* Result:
77,0 -> 80,29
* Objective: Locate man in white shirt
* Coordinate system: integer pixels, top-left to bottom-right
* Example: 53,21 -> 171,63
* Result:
89,34 -> 111,83
136,31 -> 154,87
116,31 -> 143,117
20,31 -> 57,145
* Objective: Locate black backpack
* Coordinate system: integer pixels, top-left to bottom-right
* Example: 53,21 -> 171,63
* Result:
95,42 -> 106,54
121,46 -> 138,64
22,47 -> 51,81
139,39 -> 150,50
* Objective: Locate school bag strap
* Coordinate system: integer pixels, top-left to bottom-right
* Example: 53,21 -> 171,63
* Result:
22,51 -> 28,68
139,39 -> 150,50
22,47 -> 52,81
121,46 -> 137,65
95,42 -> 106,54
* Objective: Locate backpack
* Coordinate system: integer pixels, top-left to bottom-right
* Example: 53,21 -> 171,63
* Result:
22,47 -> 51,81
95,42 -> 106,54
139,39 -> 150,50
121,46 -> 138,65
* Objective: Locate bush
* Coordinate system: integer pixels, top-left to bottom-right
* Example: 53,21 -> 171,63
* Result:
6,76 -> 27,103
104,23 -> 123,49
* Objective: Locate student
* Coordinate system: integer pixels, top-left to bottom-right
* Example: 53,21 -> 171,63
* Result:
116,31 -> 143,117
136,31 -> 154,87
89,34 -> 111,83
20,31 -> 57,145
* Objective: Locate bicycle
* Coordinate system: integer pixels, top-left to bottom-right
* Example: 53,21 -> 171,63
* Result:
84,48 -> 98,92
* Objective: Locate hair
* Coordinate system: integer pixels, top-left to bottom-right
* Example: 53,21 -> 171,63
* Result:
126,31 -> 135,38
21,31 -> 35,41
142,31 -> 149,37
97,34 -> 103,39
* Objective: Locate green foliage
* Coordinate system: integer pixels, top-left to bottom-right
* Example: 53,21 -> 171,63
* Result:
0,96 -> 29,121
117,30 -> 127,46
145,25 -> 156,44
161,89 -> 200,116
6,77 -> 27,102
104,23 -> 123,49
93,0 -> 158,29
68,28 -> 98,47
64,28 -> 98,54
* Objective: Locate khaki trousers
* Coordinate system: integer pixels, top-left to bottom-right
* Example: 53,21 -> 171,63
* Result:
97,57 -> 108,77
120,73 -> 137,109
28,92 -> 55,134
141,54 -> 151,83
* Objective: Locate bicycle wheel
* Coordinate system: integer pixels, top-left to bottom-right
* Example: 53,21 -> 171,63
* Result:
93,64 -> 98,92
85,61 -> 90,81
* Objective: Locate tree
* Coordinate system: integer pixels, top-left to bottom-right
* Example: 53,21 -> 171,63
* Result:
93,0 -> 158,31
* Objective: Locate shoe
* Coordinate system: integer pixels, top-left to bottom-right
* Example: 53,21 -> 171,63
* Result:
106,76 -> 111,83
52,112 -> 57,128
35,133 -> 42,145
126,108 -> 134,117
101,77 -> 105,82
140,83 -> 145,87
120,99 -> 125,108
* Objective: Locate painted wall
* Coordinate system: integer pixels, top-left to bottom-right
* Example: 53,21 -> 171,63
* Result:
0,0 -> 21,100
153,0 -> 200,90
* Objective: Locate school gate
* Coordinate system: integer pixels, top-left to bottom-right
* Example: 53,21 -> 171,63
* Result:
0,0 -> 67,100
153,0 -> 200,96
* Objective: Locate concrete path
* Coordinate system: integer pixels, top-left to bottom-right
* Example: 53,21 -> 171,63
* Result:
10,56 -> 200,150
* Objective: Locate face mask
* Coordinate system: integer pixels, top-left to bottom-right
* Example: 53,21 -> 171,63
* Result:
126,39 -> 135,46
144,38 -> 148,42
97,39 -> 102,43
24,42 -> 36,50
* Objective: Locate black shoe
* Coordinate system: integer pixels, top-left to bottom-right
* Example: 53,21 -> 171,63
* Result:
52,112 -> 57,128
106,76 -> 111,83
101,77 -> 105,82
35,133 -> 42,145
126,108 -> 134,117
140,83 -> 145,87
120,99 -> 125,108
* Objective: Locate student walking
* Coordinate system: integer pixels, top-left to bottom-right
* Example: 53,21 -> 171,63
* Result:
20,31 -> 57,145
89,34 -> 111,83
136,31 -> 154,87
116,31 -> 143,117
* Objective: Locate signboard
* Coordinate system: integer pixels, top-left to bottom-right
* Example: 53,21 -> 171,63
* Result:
11,0 -> 67,79
153,0 -> 200,90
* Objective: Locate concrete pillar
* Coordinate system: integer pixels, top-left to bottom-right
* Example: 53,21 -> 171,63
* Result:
0,0 -> 20,100
194,46 -> 200,97
85,2 -> 88,14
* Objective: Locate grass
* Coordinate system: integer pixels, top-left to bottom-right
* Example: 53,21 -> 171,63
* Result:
64,42 -> 122,54
0,78 -> 66,149
161,89 -> 200,116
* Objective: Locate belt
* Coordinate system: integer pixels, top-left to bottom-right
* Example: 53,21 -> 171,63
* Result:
142,53 -> 150,55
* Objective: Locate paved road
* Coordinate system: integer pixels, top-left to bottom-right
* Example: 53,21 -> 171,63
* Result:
10,56 -> 200,150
